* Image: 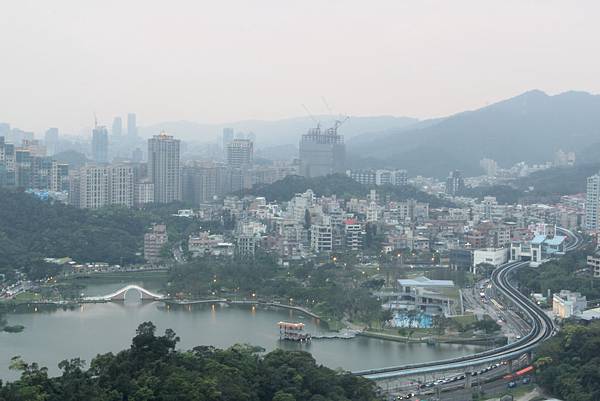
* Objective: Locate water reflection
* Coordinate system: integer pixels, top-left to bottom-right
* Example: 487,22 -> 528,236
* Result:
2,297 -> 486,381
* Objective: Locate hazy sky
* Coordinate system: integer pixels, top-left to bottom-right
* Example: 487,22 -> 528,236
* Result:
1,0 -> 599,134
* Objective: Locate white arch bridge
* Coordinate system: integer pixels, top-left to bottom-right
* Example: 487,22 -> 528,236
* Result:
85,285 -> 165,302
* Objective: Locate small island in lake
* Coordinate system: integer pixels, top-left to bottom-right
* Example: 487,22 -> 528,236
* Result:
3,325 -> 25,333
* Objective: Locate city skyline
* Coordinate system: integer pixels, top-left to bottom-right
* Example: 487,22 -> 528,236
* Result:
1,1 -> 600,133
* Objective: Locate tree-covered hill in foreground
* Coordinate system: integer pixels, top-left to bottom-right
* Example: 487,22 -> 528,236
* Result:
0,322 -> 379,401
535,322 -> 600,401
0,189 -> 201,278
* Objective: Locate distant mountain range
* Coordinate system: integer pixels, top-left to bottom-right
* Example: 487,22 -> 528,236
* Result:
347,90 -> 600,177
139,90 -> 600,177
139,115 -> 418,148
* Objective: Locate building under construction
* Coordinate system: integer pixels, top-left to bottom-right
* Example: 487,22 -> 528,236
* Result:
299,123 -> 346,178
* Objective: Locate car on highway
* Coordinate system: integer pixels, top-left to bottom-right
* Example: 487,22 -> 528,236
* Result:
508,381 -> 517,388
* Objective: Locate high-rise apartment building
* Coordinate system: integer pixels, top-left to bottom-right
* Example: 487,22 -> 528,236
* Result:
132,147 -> 143,162
112,117 -> 123,137
44,128 -> 59,155
480,158 -> 498,177
446,170 -> 465,196
148,133 -> 181,203
127,113 -> 137,138
0,136 -> 67,190
135,179 -> 155,206
14,149 -> 32,188
77,164 -> 134,209
92,126 -> 109,164
0,123 -> 9,137
21,139 -> 46,157
226,139 -> 253,168
346,169 -> 408,187
108,165 -> 134,207
585,172 -> 600,232
79,165 -> 109,209
50,162 -> 69,192
222,128 -> 234,151
182,162 -> 256,205
299,125 -> 345,178
0,137 -> 16,187
183,164 -> 220,205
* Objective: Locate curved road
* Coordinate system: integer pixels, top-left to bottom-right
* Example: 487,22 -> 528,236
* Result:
355,227 -> 583,380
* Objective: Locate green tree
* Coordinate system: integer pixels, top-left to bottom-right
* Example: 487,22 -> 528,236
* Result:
273,391 -> 296,401
303,209 -> 311,230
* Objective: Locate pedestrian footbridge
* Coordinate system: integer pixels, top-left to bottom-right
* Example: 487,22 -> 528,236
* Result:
85,285 -> 164,301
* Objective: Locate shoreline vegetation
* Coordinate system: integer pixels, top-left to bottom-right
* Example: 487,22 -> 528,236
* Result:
0,322 -> 380,401
359,329 -> 504,346
3,296 -> 500,347
3,265 -> 501,346
2,324 -> 24,333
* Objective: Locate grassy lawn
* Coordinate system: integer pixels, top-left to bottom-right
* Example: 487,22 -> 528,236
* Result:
12,291 -> 43,302
451,314 -> 477,325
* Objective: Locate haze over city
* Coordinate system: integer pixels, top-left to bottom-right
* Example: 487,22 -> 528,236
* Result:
2,2 -> 600,401
2,0 -> 600,133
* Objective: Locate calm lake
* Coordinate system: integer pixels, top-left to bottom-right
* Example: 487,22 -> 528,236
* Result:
0,278 -> 486,380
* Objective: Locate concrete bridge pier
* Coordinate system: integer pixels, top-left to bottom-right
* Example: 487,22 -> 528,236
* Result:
507,359 -> 514,374
526,351 -> 533,365
464,371 -> 472,389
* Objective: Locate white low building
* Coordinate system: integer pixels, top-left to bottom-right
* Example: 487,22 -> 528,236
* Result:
553,290 -> 587,319
473,248 -> 508,273
394,277 -> 458,315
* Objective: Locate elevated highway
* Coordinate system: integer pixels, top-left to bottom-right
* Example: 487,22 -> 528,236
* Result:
354,227 -> 583,381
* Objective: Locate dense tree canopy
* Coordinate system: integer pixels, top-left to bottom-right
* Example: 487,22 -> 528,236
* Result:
535,322 -> 600,401
244,174 -> 452,208
0,189 -> 202,278
0,322 -> 379,401
168,254 -> 382,326
515,248 -> 600,301
515,162 -> 600,195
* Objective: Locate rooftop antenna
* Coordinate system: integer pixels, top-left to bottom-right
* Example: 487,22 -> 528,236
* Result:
94,112 -> 98,128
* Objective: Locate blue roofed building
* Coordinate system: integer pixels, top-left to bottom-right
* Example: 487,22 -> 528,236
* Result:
510,234 -> 566,267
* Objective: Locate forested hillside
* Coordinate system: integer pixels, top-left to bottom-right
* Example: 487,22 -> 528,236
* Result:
0,190 -> 200,278
245,174 -> 452,207
0,322 -> 379,401
514,163 -> 600,194
348,90 -> 600,177
535,322 -> 600,401
515,248 -> 600,301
